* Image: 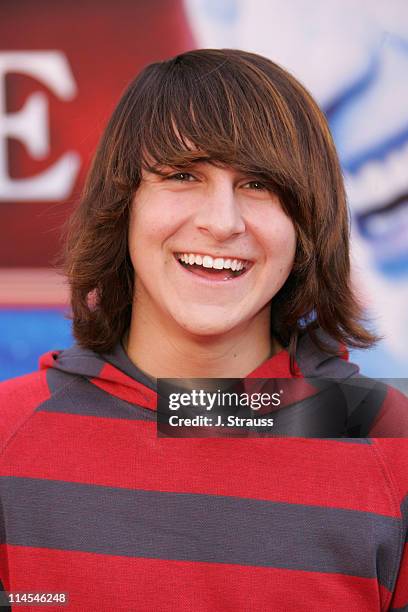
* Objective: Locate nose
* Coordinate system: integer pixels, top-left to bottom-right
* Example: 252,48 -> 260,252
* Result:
193,180 -> 246,241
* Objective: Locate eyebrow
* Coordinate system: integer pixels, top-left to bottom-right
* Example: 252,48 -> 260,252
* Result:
144,158 -> 219,176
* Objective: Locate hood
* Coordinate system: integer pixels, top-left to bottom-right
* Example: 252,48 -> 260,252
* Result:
39,328 -> 360,414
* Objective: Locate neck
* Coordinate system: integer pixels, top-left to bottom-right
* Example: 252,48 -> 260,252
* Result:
125,302 -> 281,380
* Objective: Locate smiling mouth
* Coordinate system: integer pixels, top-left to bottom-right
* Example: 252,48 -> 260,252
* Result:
174,253 -> 252,281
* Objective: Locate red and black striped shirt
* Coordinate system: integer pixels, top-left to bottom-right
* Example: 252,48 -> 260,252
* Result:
0,332 -> 407,611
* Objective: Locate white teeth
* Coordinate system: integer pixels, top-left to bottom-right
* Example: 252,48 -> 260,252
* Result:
202,255 -> 213,268
176,252 -> 248,271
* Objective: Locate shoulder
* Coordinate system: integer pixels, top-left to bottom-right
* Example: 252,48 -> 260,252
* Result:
343,378 -> 408,437
371,438 -> 408,538
367,382 -> 408,437
372,438 -> 408,484
295,329 -> 408,436
0,370 -> 51,452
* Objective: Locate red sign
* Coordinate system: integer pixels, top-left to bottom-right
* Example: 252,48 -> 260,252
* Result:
0,0 -> 194,268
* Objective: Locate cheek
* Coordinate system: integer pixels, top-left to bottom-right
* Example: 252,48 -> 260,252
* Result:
129,191 -> 189,243
128,208 -> 165,256
260,213 -> 297,264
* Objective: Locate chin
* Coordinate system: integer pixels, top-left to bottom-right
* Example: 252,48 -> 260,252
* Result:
179,321 -> 233,337
172,311 -> 245,339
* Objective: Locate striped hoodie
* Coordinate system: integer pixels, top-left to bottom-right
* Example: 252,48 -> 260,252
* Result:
0,330 -> 407,611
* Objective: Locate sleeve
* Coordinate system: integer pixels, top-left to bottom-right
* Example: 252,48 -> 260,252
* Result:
373,439 -> 408,611
0,371 -> 50,611
0,578 -> 11,611
0,482 -> 11,610
389,527 -> 408,611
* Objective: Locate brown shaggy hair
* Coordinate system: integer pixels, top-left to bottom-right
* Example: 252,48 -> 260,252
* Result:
62,48 -> 381,375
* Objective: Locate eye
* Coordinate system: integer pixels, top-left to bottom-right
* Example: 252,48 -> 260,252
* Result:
244,180 -> 267,191
167,172 -> 196,182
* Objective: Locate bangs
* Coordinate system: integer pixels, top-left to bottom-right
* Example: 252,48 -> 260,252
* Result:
132,51 -> 306,199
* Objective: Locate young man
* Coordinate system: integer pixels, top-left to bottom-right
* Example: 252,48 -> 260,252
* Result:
0,49 -> 407,611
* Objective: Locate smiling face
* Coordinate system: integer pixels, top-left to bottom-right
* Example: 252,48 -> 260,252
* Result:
128,162 -> 297,340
